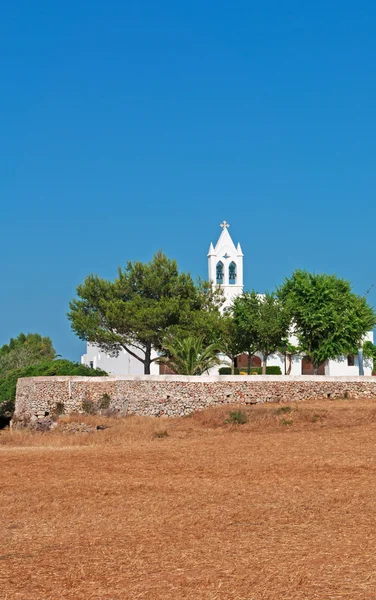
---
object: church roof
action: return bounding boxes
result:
[211,221,239,256]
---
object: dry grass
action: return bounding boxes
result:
[2,398,376,599]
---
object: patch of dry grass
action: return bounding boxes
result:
[2,398,376,599]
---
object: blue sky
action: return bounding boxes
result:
[1,0,376,360]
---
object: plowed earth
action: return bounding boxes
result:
[2,399,376,600]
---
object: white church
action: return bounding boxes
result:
[82,221,373,376]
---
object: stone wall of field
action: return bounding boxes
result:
[13,375,376,423]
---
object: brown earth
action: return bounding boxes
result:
[2,399,376,599]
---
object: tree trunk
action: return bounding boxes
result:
[313,363,318,375]
[231,356,235,375]
[247,353,251,375]
[262,355,267,375]
[286,354,292,376]
[144,344,152,375]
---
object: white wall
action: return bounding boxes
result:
[328,355,373,376]
[81,344,159,375]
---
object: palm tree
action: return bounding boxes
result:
[158,336,221,375]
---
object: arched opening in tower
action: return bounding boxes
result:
[216,261,224,284]
[229,261,237,284]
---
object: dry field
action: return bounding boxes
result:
[2,399,376,600]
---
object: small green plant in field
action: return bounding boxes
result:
[82,400,97,415]
[275,406,292,415]
[225,410,248,425]
[281,418,293,426]
[154,430,169,438]
[311,413,324,423]
[99,393,111,409]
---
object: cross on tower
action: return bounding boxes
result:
[220,220,229,230]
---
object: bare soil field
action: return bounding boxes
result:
[2,398,376,600]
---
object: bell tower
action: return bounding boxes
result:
[208,221,244,308]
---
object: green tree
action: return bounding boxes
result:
[158,336,221,375]
[231,292,289,375]
[231,292,260,374]
[218,315,244,375]
[255,293,290,374]
[278,270,376,374]
[0,333,55,378]
[68,251,223,374]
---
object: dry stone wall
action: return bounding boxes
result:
[14,375,376,423]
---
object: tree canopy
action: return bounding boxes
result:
[231,291,260,372]
[278,270,376,370]
[217,315,244,375]
[68,251,224,374]
[231,291,289,374]
[0,333,55,379]
[252,292,290,374]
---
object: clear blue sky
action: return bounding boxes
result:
[1,0,376,360]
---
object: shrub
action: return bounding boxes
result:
[154,430,169,438]
[82,400,97,415]
[219,366,282,375]
[99,393,111,409]
[225,410,248,425]
[311,413,323,423]
[281,418,293,426]
[0,359,107,417]
[262,366,282,375]
[275,406,292,415]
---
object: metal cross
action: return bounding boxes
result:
[220,220,230,229]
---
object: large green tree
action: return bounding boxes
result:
[278,270,376,373]
[231,292,289,374]
[218,315,244,375]
[254,292,291,374]
[0,333,55,378]
[68,251,223,374]
[231,292,260,373]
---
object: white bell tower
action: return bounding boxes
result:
[208,221,244,308]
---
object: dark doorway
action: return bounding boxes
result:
[236,354,262,369]
[301,357,326,375]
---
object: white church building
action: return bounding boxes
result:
[82,221,373,376]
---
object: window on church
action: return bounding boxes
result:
[229,261,236,284]
[216,261,224,284]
